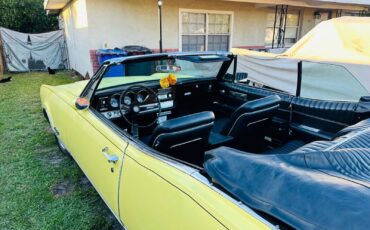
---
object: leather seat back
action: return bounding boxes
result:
[221,95,281,151]
[150,112,215,159]
[222,95,280,133]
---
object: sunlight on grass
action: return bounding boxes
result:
[0,72,121,229]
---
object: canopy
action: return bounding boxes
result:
[0,27,68,72]
[284,17,370,65]
[232,17,370,98]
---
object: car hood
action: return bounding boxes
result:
[54,80,89,97]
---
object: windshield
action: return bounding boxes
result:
[97,56,226,90]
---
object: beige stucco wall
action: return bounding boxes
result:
[60,0,334,75]
[300,8,318,38]
[86,0,269,50]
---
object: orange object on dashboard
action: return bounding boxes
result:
[167,74,177,85]
[160,74,177,89]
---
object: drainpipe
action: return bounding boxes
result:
[158,0,163,53]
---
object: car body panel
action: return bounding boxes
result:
[40,81,272,229]
[41,83,127,216]
[120,144,270,230]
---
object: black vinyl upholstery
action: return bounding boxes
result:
[263,140,305,155]
[150,111,215,163]
[204,118,370,230]
[218,81,363,136]
[216,95,281,151]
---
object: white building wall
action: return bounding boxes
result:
[60,0,343,76]
[61,0,92,76]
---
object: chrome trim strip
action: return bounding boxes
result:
[170,137,202,149]
[227,105,278,136]
[152,123,213,148]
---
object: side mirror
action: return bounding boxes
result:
[75,97,90,110]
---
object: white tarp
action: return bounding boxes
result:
[233,17,370,101]
[0,27,68,72]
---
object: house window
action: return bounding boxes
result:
[265,9,301,47]
[180,10,232,52]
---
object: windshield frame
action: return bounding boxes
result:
[80,52,234,101]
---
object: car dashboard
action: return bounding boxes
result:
[92,79,215,127]
[94,86,176,121]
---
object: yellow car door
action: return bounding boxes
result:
[66,108,127,217]
[119,144,270,230]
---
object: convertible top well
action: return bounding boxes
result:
[204,118,370,229]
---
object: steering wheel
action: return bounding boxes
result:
[119,85,161,129]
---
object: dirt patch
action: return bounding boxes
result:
[37,146,59,154]
[48,155,63,166]
[38,147,64,167]
[50,180,74,198]
[79,176,92,190]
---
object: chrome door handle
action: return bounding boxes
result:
[102,147,119,163]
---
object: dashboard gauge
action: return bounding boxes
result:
[137,91,149,103]
[124,96,132,105]
[110,97,119,108]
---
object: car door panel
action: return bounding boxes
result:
[65,108,127,216]
[290,97,361,140]
[119,145,270,230]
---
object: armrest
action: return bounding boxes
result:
[290,123,333,141]
[208,132,234,147]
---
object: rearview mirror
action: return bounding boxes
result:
[156,65,181,73]
[75,97,90,110]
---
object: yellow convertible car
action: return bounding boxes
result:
[41,52,370,230]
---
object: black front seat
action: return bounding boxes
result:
[149,111,215,164]
[216,95,281,151]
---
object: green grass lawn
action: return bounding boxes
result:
[0,72,122,230]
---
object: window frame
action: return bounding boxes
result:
[179,8,234,52]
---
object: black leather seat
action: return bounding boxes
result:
[215,95,281,151]
[149,111,215,164]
